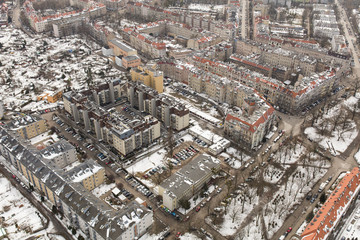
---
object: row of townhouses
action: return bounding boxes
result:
[158,51,340,115]
[126,1,236,40]
[23,0,106,33]
[0,117,153,240]
[312,4,340,39]
[120,19,223,59]
[301,167,360,240]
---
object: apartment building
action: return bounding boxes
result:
[99,0,123,10]
[130,63,164,93]
[52,17,84,38]
[121,19,224,58]
[7,114,47,139]
[128,84,190,131]
[63,81,162,156]
[65,159,105,191]
[40,140,77,169]
[331,35,349,56]
[301,167,360,240]
[230,54,291,81]
[254,35,351,62]
[0,127,153,240]
[201,42,233,61]
[125,2,235,40]
[158,154,220,211]
[189,55,339,113]
[0,3,9,27]
[85,20,115,46]
[234,40,319,77]
[312,4,340,39]
[111,115,161,156]
[224,95,275,149]
[63,79,125,113]
[23,0,106,33]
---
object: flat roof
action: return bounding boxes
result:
[109,39,135,53]
[160,154,220,198]
[123,55,140,61]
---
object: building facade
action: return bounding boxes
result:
[7,115,47,139]
[128,84,190,131]
[0,127,153,240]
[65,159,105,191]
[130,63,164,93]
[41,140,77,168]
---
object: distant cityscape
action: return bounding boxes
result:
[0,0,360,240]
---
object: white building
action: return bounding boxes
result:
[158,154,220,211]
[40,140,78,168]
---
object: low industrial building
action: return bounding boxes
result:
[37,89,63,103]
[122,55,141,69]
[108,38,137,57]
[158,154,220,211]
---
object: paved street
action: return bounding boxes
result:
[335,0,360,78]
[240,0,249,39]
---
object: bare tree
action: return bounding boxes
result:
[230,208,239,223]
[247,188,257,205]
[167,127,174,157]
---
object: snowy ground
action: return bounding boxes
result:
[126,146,167,175]
[187,3,226,12]
[305,123,357,154]
[272,143,305,165]
[260,165,327,239]
[139,229,168,240]
[304,96,359,155]
[140,229,200,240]
[208,138,330,239]
[0,176,46,239]
[91,183,116,198]
[225,147,251,169]
[0,25,124,113]
[355,148,360,165]
[263,164,285,184]
[178,185,216,215]
[212,188,259,236]
[179,233,201,239]
[22,222,66,240]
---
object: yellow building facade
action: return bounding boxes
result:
[130,64,164,93]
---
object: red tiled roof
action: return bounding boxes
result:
[301,167,360,240]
